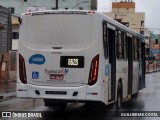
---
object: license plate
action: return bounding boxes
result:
[49,74,64,80]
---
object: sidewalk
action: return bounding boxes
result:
[0,80,16,101]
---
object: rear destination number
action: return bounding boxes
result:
[68,59,78,66]
[60,56,84,68]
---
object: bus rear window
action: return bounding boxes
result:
[26,15,92,46]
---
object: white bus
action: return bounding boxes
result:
[17,10,146,109]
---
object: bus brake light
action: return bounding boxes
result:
[19,54,27,84]
[88,11,96,14]
[88,54,99,86]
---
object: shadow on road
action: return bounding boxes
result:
[40,100,145,120]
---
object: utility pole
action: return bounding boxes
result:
[56,0,58,10]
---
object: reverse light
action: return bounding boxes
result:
[19,54,27,84]
[88,54,99,86]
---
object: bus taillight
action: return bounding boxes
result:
[19,54,27,84]
[88,11,96,14]
[88,54,99,86]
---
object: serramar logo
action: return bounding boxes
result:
[45,69,69,75]
[29,54,45,65]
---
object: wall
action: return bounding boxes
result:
[0,52,17,82]
[104,2,145,35]
[0,0,97,16]
[0,6,12,52]
[106,12,144,34]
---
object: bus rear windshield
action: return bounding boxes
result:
[26,15,92,46]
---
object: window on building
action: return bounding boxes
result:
[155,39,158,44]
[8,7,14,14]
[115,19,121,23]
[0,24,5,30]
[145,36,149,39]
[79,7,83,10]
[140,30,144,35]
[12,32,19,39]
[146,48,149,57]
[141,21,144,26]
[122,22,129,27]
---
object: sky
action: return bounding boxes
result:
[98,0,160,33]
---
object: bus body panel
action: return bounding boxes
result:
[18,13,101,87]
[17,82,103,101]
[132,61,139,94]
[116,60,128,99]
[17,11,105,102]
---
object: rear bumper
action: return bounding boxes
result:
[17,82,103,102]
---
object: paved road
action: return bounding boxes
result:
[0,72,160,120]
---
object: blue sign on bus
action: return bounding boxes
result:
[29,54,45,65]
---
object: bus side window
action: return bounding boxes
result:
[103,22,108,59]
[121,32,125,59]
[132,37,139,61]
[116,30,122,59]
[122,33,128,60]
[139,39,142,60]
[134,37,138,61]
[132,37,136,61]
[137,39,140,60]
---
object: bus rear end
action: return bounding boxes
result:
[17,10,103,106]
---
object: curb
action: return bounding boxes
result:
[0,93,16,102]
[146,70,160,74]
[0,80,16,83]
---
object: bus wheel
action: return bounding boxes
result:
[139,76,142,90]
[131,92,139,100]
[116,82,122,109]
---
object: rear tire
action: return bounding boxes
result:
[139,76,142,90]
[131,92,139,100]
[116,82,122,109]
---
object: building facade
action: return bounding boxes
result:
[11,15,19,50]
[0,0,97,16]
[0,0,97,50]
[105,1,145,35]
[0,6,12,52]
[149,33,160,59]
